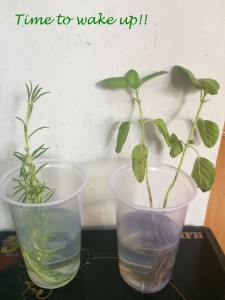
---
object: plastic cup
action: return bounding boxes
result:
[0,159,87,289]
[111,163,198,293]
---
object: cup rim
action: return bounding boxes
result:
[0,159,88,208]
[110,162,198,213]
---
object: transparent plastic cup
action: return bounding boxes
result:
[0,159,87,289]
[111,163,198,294]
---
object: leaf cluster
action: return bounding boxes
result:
[98,69,167,91]
[98,66,220,207]
[98,69,167,185]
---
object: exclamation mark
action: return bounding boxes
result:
[144,14,148,25]
[139,14,143,25]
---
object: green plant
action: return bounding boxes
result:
[97,66,220,208]
[12,82,55,203]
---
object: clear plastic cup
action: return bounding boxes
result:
[0,159,87,289]
[111,163,198,294]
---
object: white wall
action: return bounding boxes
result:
[0,0,225,229]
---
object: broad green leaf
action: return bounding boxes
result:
[140,71,168,86]
[169,133,183,158]
[132,144,148,183]
[153,119,171,146]
[191,157,215,192]
[115,121,130,153]
[97,77,129,89]
[175,66,201,90]
[125,69,140,89]
[197,119,219,148]
[199,78,220,95]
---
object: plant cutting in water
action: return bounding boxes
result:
[97,66,220,208]
[10,83,77,288]
[12,81,55,203]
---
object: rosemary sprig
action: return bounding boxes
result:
[12,82,55,203]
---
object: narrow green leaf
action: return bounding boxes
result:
[175,66,201,90]
[27,103,33,120]
[16,117,26,127]
[29,127,49,138]
[31,85,41,102]
[169,133,183,158]
[199,78,220,95]
[191,157,215,192]
[33,91,50,103]
[32,147,49,160]
[31,144,45,158]
[13,152,25,162]
[140,71,168,86]
[153,119,171,146]
[35,163,48,175]
[197,119,219,148]
[132,144,148,183]
[125,70,140,89]
[115,121,130,153]
[25,82,32,100]
[43,188,56,203]
[12,187,25,198]
[97,77,129,89]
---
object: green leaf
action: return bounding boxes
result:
[140,71,168,86]
[29,126,49,138]
[35,163,48,175]
[25,82,32,100]
[27,103,33,120]
[169,133,183,158]
[31,85,41,102]
[125,70,140,89]
[31,144,49,159]
[34,91,50,103]
[197,119,219,148]
[31,144,45,158]
[199,78,220,95]
[191,157,215,192]
[175,66,201,90]
[189,140,195,145]
[115,121,130,153]
[97,77,129,89]
[16,117,26,131]
[13,151,25,162]
[153,119,171,146]
[132,144,148,183]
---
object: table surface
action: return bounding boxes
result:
[0,226,225,300]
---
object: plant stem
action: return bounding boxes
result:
[24,101,42,203]
[134,89,153,207]
[163,91,207,207]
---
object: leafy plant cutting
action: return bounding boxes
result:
[98,66,220,208]
[12,81,55,203]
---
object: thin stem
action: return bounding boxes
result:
[24,101,42,203]
[163,91,207,208]
[134,89,153,207]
